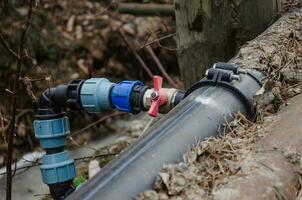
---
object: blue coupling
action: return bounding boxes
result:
[34,117,70,149]
[40,151,76,184]
[111,81,144,112]
[34,117,75,185]
[80,78,114,113]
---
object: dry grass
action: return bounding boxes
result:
[137,113,268,200]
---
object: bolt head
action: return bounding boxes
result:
[151,91,159,100]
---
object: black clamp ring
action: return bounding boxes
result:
[184,63,260,120]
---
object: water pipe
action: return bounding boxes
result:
[33,63,263,199]
[66,63,264,200]
[33,75,183,199]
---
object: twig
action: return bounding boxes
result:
[71,112,125,137]
[142,31,178,51]
[20,76,38,102]
[140,118,154,136]
[3,109,33,133]
[0,163,40,176]
[94,2,115,16]
[145,45,179,89]
[141,32,176,48]
[223,116,235,136]
[236,112,253,126]
[74,152,118,162]
[11,154,18,177]
[33,193,52,197]
[0,108,7,143]
[1,0,9,16]
[20,77,46,82]
[0,33,19,59]
[6,1,34,199]
[21,157,42,165]
[118,27,154,79]
[118,3,174,16]
[0,151,119,176]
[5,89,13,95]
[68,136,98,152]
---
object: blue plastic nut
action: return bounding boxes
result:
[40,151,76,184]
[111,81,144,112]
[34,117,70,149]
[80,78,114,113]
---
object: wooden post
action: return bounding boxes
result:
[175,0,281,87]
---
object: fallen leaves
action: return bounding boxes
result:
[136,114,266,199]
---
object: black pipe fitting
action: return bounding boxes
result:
[48,180,75,200]
[35,80,84,200]
[130,85,150,114]
[185,63,263,120]
[36,80,84,118]
[65,80,85,110]
[173,91,185,107]
[213,62,242,74]
[206,68,236,82]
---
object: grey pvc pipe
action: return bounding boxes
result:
[68,70,263,200]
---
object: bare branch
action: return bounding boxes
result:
[141,32,176,48]
[71,112,125,137]
[1,0,9,16]
[145,45,180,89]
[0,33,19,59]
[0,164,40,176]
[118,27,154,79]
[0,108,7,144]
[118,3,174,16]
[74,153,119,162]
[6,1,35,199]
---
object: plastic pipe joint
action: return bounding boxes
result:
[34,117,70,149]
[33,117,76,186]
[111,80,144,113]
[79,78,145,114]
[40,151,76,184]
[80,78,114,113]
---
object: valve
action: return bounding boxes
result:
[148,76,168,117]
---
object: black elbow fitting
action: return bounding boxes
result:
[36,80,84,118]
[36,86,67,119]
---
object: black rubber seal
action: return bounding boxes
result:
[130,85,149,114]
[45,147,65,155]
[173,91,185,107]
[67,79,85,110]
[35,112,65,120]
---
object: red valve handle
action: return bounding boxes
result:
[148,76,168,117]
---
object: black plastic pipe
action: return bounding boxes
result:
[68,69,264,200]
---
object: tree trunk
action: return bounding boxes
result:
[175,0,281,87]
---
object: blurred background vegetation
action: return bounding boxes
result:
[0,0,179,166]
